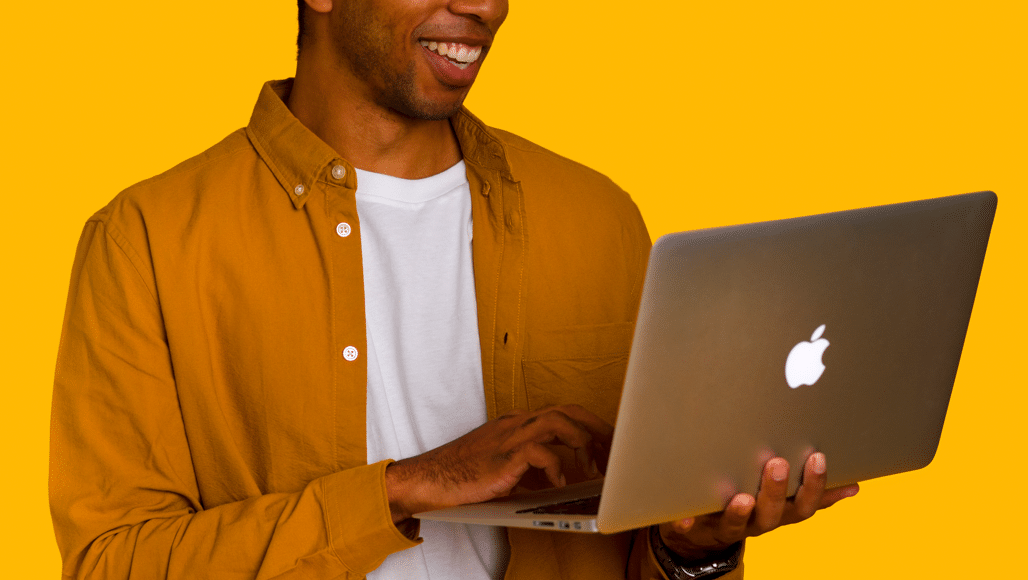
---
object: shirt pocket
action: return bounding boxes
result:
[521,322,634,426]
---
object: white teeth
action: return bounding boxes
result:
[419,40,483,65]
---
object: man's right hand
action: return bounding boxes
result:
[384,405,613,524]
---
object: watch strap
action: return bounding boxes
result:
[648,525,742,580]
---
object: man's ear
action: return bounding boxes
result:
[304,0,333,14]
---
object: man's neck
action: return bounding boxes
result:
[287,65,462,180]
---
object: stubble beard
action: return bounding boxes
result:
[374,59,466,121]
[339,11,467,121]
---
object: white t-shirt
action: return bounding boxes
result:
[357,161,509,580]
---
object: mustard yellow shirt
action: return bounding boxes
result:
[51,79,741,580]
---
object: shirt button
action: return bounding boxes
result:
[294,184,305,196]
[343,346,359,361]
[336,222,352,237]
[331,165,347,180]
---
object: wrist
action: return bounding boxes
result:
[385,460,419,524]
[648,525,741,579]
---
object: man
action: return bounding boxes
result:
[50,0,857,578]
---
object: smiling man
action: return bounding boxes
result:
[50,1,855,579]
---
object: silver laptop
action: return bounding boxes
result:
[416,191,997,534]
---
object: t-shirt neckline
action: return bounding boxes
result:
[354,160,467,204]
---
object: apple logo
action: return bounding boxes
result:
[785,324,830,388]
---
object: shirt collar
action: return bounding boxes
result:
[245,79,514,209]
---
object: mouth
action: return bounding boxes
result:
[418,40,484,70]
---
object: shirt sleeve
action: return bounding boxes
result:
[50,219,419,579]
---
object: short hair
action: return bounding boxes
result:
[297,0,307,51]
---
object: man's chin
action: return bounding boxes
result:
[385,89,468,121]
[397,102,465,121]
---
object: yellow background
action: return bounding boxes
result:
[2,0,1025,577]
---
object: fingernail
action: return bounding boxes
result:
[771,461,788,482]
[812,453,826,475]
[559,474,567,487]
[734,494,754,508]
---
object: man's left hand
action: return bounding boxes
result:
[659,453,859,561]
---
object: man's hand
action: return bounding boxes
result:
[385,405,613,524]
[658,453,859,561]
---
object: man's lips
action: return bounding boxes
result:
[418,40,484,70]
[417,38,488,88]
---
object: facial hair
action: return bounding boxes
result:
[332,5,466,121]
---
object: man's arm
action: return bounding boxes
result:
[50,220,418,579]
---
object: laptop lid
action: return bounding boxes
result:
[596,191,996,532]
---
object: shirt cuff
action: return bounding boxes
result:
[320,459,422,575]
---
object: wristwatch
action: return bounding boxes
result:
[648,525,742,580]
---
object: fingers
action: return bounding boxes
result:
[820,483,859,508]
[659,494,754,560]
[510,441,566,488]
[791,452,828,521]
[509,407,604,475]
[752,458,789,532]
[655,453,859,561]
[787,454,860,523]
[513,408,592,445]
[718,494,756,539]
[484,406,616,495]
[555,404,615,445]
[560,405,614,475]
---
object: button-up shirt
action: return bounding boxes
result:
[51,79,740,579]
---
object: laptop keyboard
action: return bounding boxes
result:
[515,494,602,516]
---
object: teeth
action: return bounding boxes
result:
[419,40,483,65]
